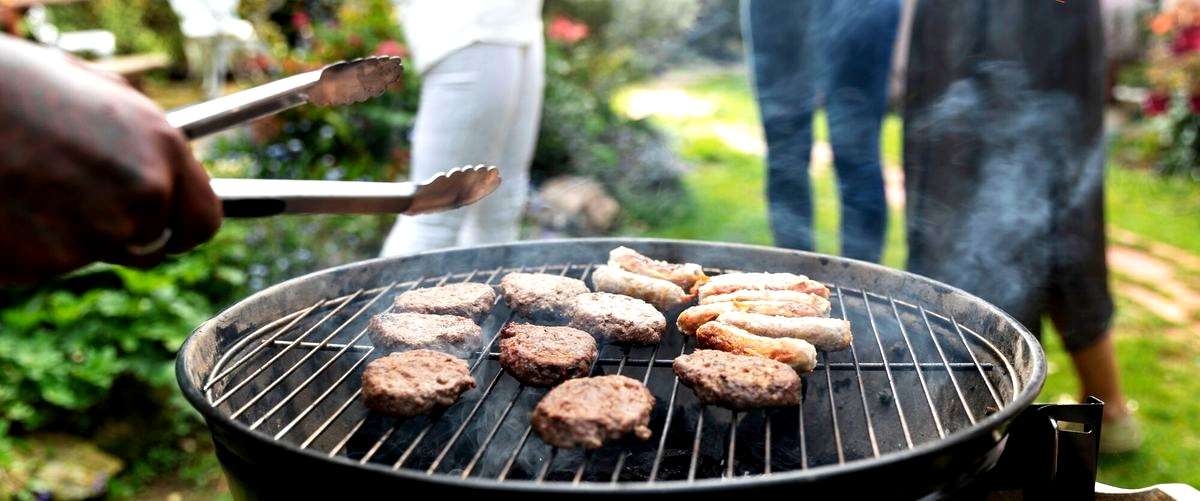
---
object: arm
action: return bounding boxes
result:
[0,35,222,285]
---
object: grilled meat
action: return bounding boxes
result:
[368,312,483,356]
[499,272,590,321]
[698,272,829,300]
[695,321,817,372]
[361,349,475,417]
[568,292,666,345]
[716,311,852,351]
[392,282,497,324]
[531,375,655,449]
[591,264,692,311]
[499,323,597,387]
[607,246,708,291]
[677,300,829,335]
[700,289,831,313]
[673,349,801,410]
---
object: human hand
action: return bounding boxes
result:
[0,36,222,285]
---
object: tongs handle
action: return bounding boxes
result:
[211,178,418,217]
[166,72,320,140]
[166,56,404,140]
[210,165,501,218]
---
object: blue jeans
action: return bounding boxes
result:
[742,0,899,262]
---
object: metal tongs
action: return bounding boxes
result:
[165,56,500,218]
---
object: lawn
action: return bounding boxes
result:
[614,68,1200,488]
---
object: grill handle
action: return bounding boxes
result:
[212,165,500,217]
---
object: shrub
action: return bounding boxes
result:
[1144,3,1200,179]
[0,226,251,464]
[534,1,699,228]
[43,0,185,62]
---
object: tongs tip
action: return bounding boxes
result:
[406,164,502,215]
[308,56,405,107]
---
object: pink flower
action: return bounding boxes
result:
[548,15,589,44]
[1144,92,1171,116]
[373,40,407,57]
[1170,26,1200,54]
[291,11,311,30]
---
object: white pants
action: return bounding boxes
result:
[381,41,544,257]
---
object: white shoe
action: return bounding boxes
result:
[1100,413,1143,455]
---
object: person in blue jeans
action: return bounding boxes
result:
[741,0,900,262]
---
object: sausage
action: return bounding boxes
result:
[608,246,708,291]
[591,264,692,310]
[695,321,818,373]
[698,272,829,300]
[716,311,852,351]
[699,289,831,314]
[676,300,829,335]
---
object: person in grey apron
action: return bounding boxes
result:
[902,0,1139,452]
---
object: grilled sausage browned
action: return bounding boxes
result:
[607,246,708,291]
[716,311,852,351]
[695,321,817,372]
[698,272,829,300]
[699,289,831,313]
[676,300,829,335]
[591,264,692,311]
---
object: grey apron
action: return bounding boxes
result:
[902,0,1112,349]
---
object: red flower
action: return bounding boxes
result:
[1190,94,1200,114]
[1144,92,1171,116]
[548,15,589,44]
[291,11,311,30]
[373,40,407,57]
[1170,25,1200,54]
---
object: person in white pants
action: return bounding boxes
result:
[381,0,545,256]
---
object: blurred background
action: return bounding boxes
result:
[0,0,1197,498]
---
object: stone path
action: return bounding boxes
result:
[1108,229,1200,329]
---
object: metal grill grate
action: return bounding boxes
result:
[201,262,1019,483]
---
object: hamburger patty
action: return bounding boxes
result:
[568,292,666,345]
[361,350,476,417]
[499,272,590,321]
[531,375,655,449]
[392,282,497,324]
[367,312,483,356]
[499,323,597,387]
[673,349,801,410]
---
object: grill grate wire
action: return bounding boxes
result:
[201,263,1018,484]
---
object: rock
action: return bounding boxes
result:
[15,434,123,500]
[533,176,621,235]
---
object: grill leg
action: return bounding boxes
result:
[211,438,261,501]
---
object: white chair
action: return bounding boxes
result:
[24,5,116,58]
[169,0,257,98]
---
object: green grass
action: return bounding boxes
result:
[1106,166,1200,254]
[616,68,1200,488]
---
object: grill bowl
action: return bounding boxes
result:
[177,238,1045,498]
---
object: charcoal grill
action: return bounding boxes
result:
[178,238,1101,498]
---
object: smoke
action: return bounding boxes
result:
[905,58,1106,323]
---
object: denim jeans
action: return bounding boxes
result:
[742,0,899,262]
